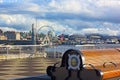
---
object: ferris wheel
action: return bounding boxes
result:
[37,25,56,46]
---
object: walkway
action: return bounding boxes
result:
[0,57,60,80]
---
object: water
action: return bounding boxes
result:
[45,44,120,54]
[45,45,78,54]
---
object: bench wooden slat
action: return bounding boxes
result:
[80,49,120,79]
[103,70,120,79]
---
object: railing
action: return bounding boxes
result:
[0,45,47,60]
[0,44,120,60]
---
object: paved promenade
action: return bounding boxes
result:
[0,57,60,80]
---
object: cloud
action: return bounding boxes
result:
[35,20,77,35]
[0,0,3,3]
[0,0,120,36]
[0,0,120,23]
[81,28,120,36]
[0,26,18,32]
[97,0,120,7]
[48,0,83,13]
[0,14,35,31]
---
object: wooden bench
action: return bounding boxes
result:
[81,49,120,79]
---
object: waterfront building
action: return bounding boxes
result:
[0,35,7,40]
[0,29,7,40]
[4,31,20,40]
[0,29,3,35]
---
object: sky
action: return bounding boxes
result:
[0,0,120,36]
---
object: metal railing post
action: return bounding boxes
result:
[6,47,9,60]
[54,46,56,58]
[19,47,21,58]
